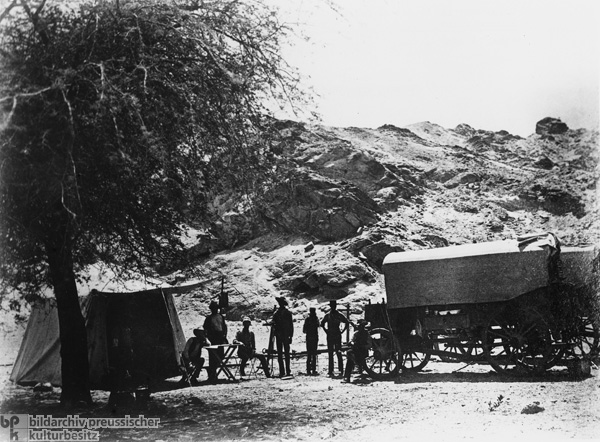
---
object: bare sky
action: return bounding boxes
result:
[275,0,599,136]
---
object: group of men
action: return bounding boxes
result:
[180,296,373,385]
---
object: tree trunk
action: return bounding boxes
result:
[45,236,92,407]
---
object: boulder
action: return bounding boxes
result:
[361,241,405,271]
[276,246,370,293]
[533,156,555,170]
[536,117,569,135]
[444,172,482,189]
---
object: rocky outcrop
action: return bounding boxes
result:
[274,245,374,298]
[196,119,597,257]
[339,229,406,271]
[518,183,586,218]
[276,126,426,203]
[405,121,466,146]
[453,123,477,138]
[536,117,569,135]
[169,116,599,325]
[261,169,380,241]
[443,172,482,189]
[377,124,426,143]
[464,130,522,152]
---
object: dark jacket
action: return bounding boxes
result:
[235,328,256,359]
[182,336,207,363]
[303,314,320,341]
[272,307,294,339]
[320,310,349,337]
[351,328,372,353]
[203,313,227,344]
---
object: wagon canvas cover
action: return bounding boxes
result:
[382,237,596,309]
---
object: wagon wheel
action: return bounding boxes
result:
[401,335,432,371]
[434,339,457,362]
[482,308,558,375]
[442,340,484,362]
[438,332,484,362]
[364,328,400,379]
[563,315,600,360]
[456,338,484,360]
[401,335,434,371]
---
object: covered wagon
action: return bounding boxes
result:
[362,234,599,377]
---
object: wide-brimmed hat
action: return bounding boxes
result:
[356,319,370,327]
[193,328,205,337]
[276,296,288,306]
[242,316,251,324]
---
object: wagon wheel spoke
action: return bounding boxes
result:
[564,316,600,359]
[483,308,557,375]
[364,328,400,380]
[401,337,432,372]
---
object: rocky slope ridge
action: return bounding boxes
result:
[170,117,599,327]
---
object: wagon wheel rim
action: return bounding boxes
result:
[400,333,432,371]
[364,328,400,379]
[438,332,484,362]
[482,316,515,373]
[365,353,399,375]
[564,315,600,359]
[483,309,557,375]
[401,349,431,371]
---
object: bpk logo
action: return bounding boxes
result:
[0,415,28,441]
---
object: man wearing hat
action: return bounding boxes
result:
[303,307,320,375]
[343,319,372,383]
[234,317,271,377]
[271,296,294,377]
[320,299,349,376]
[203,300,228,382]
[179,328,209,386]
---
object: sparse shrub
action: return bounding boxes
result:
[487,394,504,412]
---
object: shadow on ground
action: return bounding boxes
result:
[0,379,326,441]
[393,368,589,384]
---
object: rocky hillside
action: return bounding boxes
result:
[169,117,599,328]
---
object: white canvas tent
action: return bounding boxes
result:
[10,287,188,390]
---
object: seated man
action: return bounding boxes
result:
[234,317,271,377]
[179,328,209,386]
[343,319,372,383]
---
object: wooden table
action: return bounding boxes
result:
[204,344,240,381]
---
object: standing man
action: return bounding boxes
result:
[272,296,294,377]
[321,300,349,376]
[343,319,372,383]
[234,317,271,377]
[203,300,228,382]
[303,307,320,375]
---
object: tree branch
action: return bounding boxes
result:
[20,0,49,44]
[0,0,18,23]
[0,87,53,130]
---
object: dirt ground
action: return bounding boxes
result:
[1,320,600,442]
